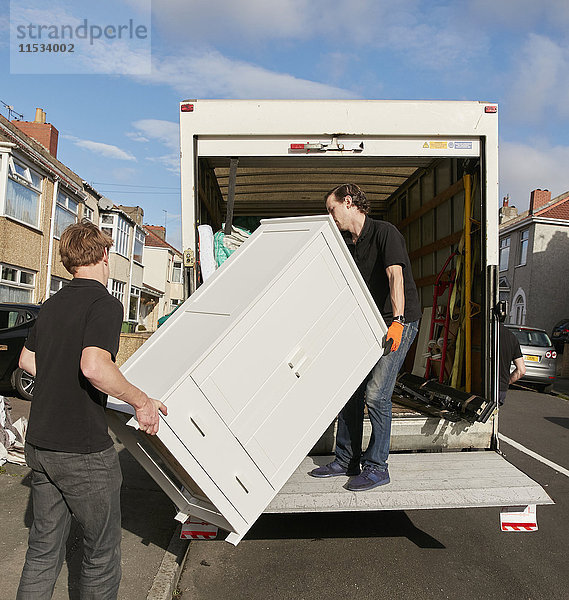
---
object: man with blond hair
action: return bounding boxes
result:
[17,220,167,600]
[310,184,421,491]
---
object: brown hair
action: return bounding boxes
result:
[325,183,370,214]
[59,220,113,274]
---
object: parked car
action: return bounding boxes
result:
[505,324,557,393]
[551,318,569,353]
[0,303,40,400]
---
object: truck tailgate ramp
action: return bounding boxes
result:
[267,453,554,513]
[107,216,388,544]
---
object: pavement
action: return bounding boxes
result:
[0,395,188,600]
[552,375,569,398]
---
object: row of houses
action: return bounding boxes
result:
[499,188,569,334]
[0,108,185,332]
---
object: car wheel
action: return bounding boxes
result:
[11,367,35,401]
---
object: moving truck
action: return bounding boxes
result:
[108,100,552,544]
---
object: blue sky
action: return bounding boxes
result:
[2,0,569,249]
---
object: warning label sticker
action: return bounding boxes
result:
[423,141,474,150]
[428,141,448,149]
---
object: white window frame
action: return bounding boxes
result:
[100,212,132,258]
[4,156,42,228]
[133,227,145,265]
[514,294,526,325]
[0,263,36,302]
[54,190,79,239]
[83,204,94,222]
[172,258,183,283]
[499,236,510,272]
[170,298,183,311]
[109,278,126,305]
[129,286,141,322]
[518,229,529,266]
[49,276,69,297]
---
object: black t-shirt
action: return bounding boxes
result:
[344,216,422,323]
[25,278,124,453]
[499,322,523,392]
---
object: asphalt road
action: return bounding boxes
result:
[176,388,569,600]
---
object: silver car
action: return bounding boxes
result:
[505,325,557,393]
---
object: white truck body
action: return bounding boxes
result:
[108,100,551,545]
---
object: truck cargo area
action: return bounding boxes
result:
[195,152,493,449]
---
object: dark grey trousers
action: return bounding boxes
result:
[17,442,123,600]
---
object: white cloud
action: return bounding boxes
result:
[500,140,569,211]
[146,154,180,174]
[131,119,179,150]
[64,135,137,161]
[152,0,487,71]
[129,119,180,173]
[153,0,309,43]
[507,34,569,123]
[137,50,357,99]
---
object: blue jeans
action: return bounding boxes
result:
[17,443,123,600]
[335,320,419,472]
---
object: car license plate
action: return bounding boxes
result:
[524,355,540,362]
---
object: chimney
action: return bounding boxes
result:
[499,196,518,224]
[146,225,166,241]
[12,107,59,157]
[529,189,551,214]
[118,205,144,226]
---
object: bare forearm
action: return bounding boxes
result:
[387,266,405,317]
[19,347,36,376]
[83,356,147,410]
[509,358,526,384]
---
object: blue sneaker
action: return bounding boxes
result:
[346,465,390,491]
[309,460,360,478]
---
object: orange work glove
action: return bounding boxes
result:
[386,321,404,352]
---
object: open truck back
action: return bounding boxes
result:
[107,100,552,544]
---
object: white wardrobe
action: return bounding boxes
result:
[107,215,387,544]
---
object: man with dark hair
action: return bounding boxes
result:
[499,321,525,405]
[17,221,167,599]
[309,184,421,491]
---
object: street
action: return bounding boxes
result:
[176,388,569,600]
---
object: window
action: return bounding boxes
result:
[99,213,131,257]
[54,191,79,238]
[83,205,94,222]
[0,263,35,302]
[518,229,529,266]
[109,279,125,305]
[172,259,182,283]
[499,237,510,271]
[133,228,145,264]
[129,286,141,321]
[50,276,69,296]
[116,215,130,257]
[171,298,183,311]
[0,307,35,329]
[509,328,552,348]
[5,157,42,227]
[513,294,525,325]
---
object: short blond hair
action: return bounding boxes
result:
[59,220,113,274]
